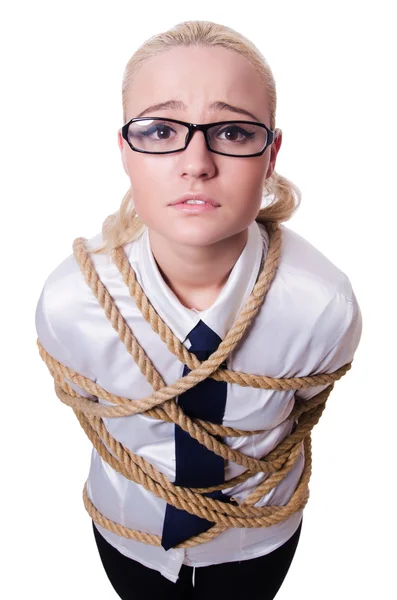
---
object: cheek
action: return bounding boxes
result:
[126,156,155,183]
[124,157,174,222]
[231,163,267,196]
[229,165,267,219]
[125,156,170,200]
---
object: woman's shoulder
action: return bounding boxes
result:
[39,232,110,309]
[275,223,355,300]
[257,222,360,348]
[35,230,139,371]
[40,230,139,304]
[253,223,362,377]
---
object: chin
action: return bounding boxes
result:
[164,228,224,245]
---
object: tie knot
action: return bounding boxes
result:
[187,320,221,360]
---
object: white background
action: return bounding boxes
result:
[1,0,396,598]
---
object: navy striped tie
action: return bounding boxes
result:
[161,319,234,550]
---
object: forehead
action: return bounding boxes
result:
[126,46,269,122]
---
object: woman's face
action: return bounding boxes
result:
[118,45,282,248]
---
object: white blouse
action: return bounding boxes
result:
[35,220,362,583]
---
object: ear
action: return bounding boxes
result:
[118,129,128,175]
[265,128,282,179]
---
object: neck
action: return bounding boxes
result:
[148,228,249,310]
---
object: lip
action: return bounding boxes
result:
[171,202,218,214]
[169,193,221,207]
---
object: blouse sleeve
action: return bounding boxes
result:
[35,283,98,401]
[295,287,363,401]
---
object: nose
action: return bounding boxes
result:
[179,128,216,179]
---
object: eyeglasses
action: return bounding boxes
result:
[121,117,274,158]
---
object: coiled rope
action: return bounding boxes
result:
[37,222,351,549]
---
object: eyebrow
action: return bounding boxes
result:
[135,100,260,122]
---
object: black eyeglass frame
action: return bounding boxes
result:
[121,117,275,158]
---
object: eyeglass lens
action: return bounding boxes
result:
[127,119,268,155]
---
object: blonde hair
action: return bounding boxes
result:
[89,20,301,255]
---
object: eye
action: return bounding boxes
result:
[140,123,176,140]
[216,125,255,142]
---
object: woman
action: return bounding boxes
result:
[35,20,362,599]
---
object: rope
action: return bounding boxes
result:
[36,222,352,548]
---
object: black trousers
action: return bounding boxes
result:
[93,517,302,599]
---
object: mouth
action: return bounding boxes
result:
[170,202,219,214]
[169,193,220,208]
